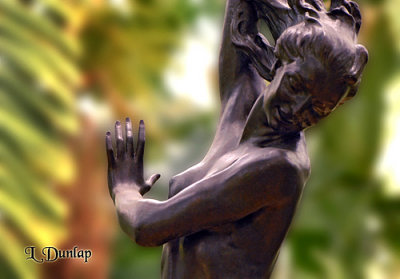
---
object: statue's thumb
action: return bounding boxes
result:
[147,174,161,186]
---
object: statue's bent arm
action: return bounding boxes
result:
[114,152,303,247]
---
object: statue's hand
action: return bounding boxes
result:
[106,118,160,200]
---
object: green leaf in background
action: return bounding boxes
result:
[0,0,81,278]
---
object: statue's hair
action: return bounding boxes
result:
[253,0,363,40]
[246,0,368,98]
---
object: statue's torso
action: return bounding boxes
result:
[161,142,308,279]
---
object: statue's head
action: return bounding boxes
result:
[255,0,368,133]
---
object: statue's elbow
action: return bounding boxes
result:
[133,224,163,247]
[116,210,150,246]
[116,203,164,247]
[127,215,162,247]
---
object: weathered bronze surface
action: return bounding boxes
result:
[105,0,368,278]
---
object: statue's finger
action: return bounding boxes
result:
[125,117,134,158]
[105,132,115,167]
[135,120,145,170]
[115,120,125,160]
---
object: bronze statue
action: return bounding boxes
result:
[105,0,368,278]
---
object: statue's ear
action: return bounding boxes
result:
[345,45,368,86]
[341,45,368,101]
[348,45,368,80]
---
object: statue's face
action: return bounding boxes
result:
[264,55,350,133]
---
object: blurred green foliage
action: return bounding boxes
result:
[1,0,400,278]
[0,0,80,278]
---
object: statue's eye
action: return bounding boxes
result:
[287,74,302,91]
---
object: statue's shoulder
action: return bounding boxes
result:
[244,142,310,184]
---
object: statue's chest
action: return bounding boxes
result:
[169,149,243,196]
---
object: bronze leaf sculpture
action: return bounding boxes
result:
[105,0,368,278]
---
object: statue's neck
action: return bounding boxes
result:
[240,94,299,146]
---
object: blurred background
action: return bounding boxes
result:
[0,0,399,278]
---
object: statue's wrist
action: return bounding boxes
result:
[112,183,142,200]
